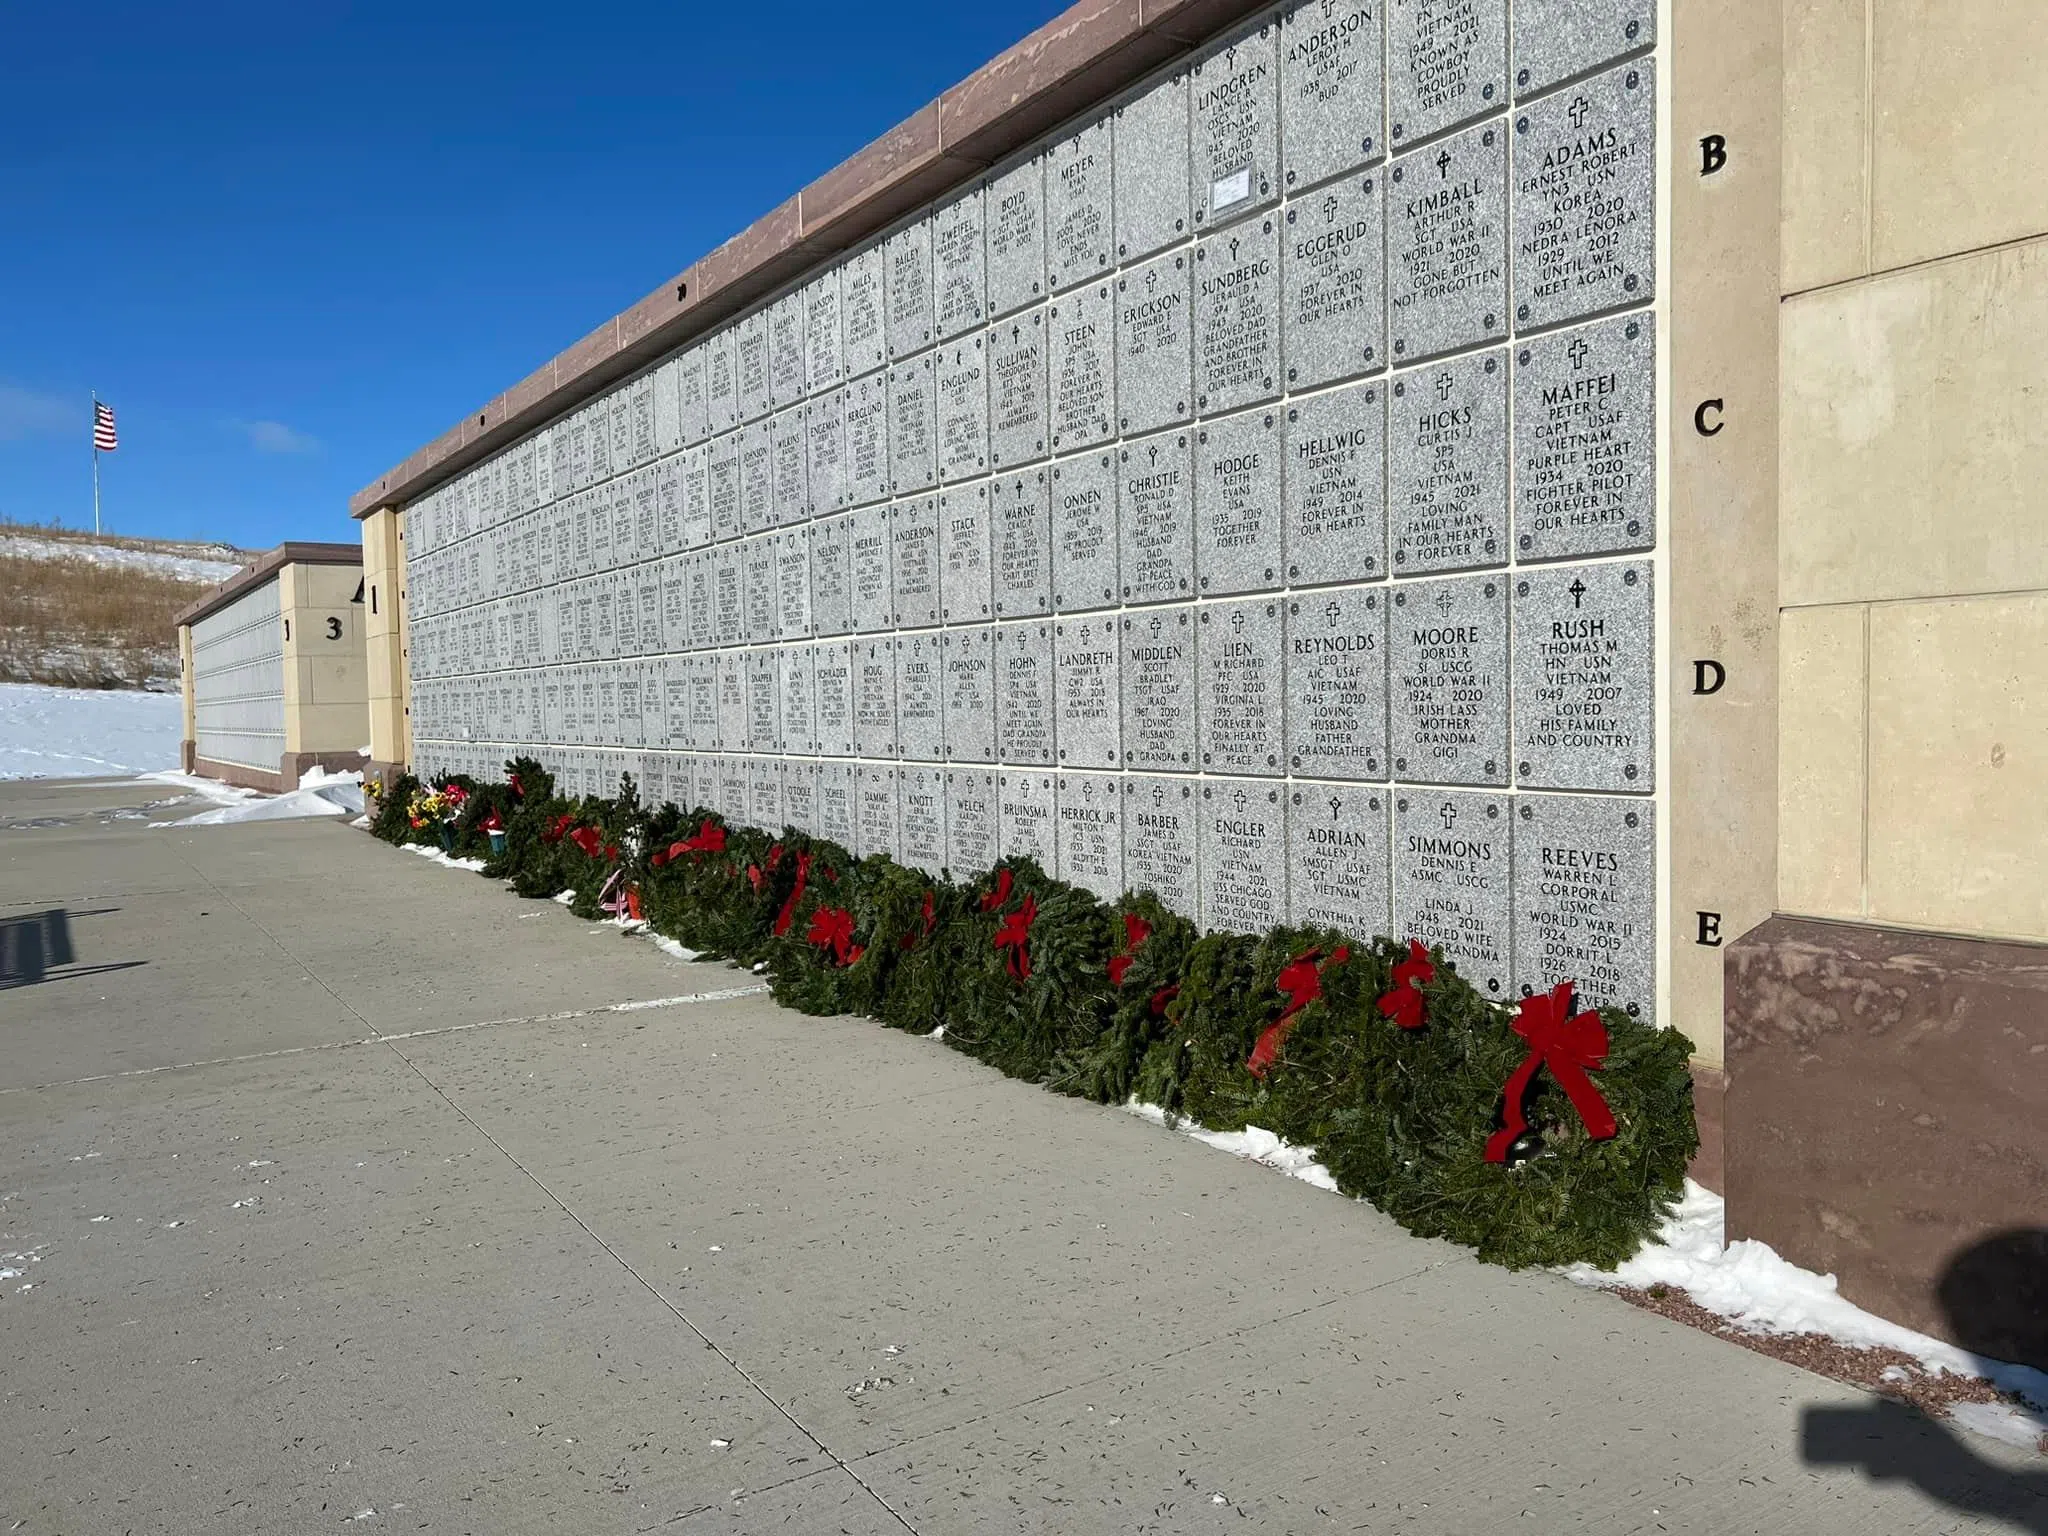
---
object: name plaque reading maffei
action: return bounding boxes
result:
[402,0,1680,1031]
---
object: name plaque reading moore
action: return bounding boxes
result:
[408,0,1664,1025]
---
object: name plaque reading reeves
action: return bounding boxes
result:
[986,156,1046,319]
[1388,116,1506,363]
[1279,0,1384,192]
[942,624,997,762]
[891,495,943,629]
[947,768,999,875]
[1199,597,1285,774]
[1194,216,1281,414]
[1390,0,1506,147]
[1046,121,1113,293]
[1512,560,1653,792]
[1283,171,1385,392]
[1000,770,1056,866]
[1051,451,1118,611]
[933,188,988,342]
[1514,312,1654,560]
[1119,430,1195,602]
[1286,586,1386,778]
[1050,283,1116,451]
[1121,776,1199,914]
[1513,60,1655,332]
[1114,71,1191,265]
[1121,606,1197,770]
[1192,23,1280,227]
[1054,772,1122,899]
[997,620,1056,766]
[1288,781,1391,935]
[989,309,1050,468]
[939,483,993,623]
[1055,615,1121,768]
[1390,349,1508,573]
[1201,778,1287,934]
[1390,572,1506,785]
[900,765,949,874]
[1116,251,1193,438]
[1394,787,1510,996]
[1196,408,1282,595]
[936,335,990,483]
[1513,790,1654,1021]
[992,470,1053,617]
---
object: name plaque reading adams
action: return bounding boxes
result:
[1283,171,1385,392]
[1050,283,1115,451]
[1388,118,1506,363]
[1122,776,1199,916]
[1119,430,1195,604]
[1054,615,1120,768]
[1194,217,1281,414]
[1121,606,1197,770]
[1288,781,1391,936]
[1389,572,1506,785]
[1198,597,1284,774]
[1393,787,1510,996]
[1389,0,1506,147]
[898,631,945,761]
[1286,586,1387,779]
[1191,23,1279,228]
[1285,378,1386,586]
[999,770,1056,866]
[1512,560,1653,793]
[1512,791,1653,1020]
[942,624,997,762]
[1512,61,1655,331]
[939,482,993,623]
[988,308,1050,469]
[985,156,1045,319]
[1389,349,1508,573]
[1279,0,1384,192]
[1116,251,1193,438]
[936,334,990,483]
[1200,778,1287,934]
[1114,71,1191,264]
[1046,121,1113,293]
[1195,407,1282,596]
[1056,772,1124,900]
[997,620,1056,766]
[900,765,948,875]
[947,768,999,876]
[1051,450,1118,611]
[1513,313,1653,560]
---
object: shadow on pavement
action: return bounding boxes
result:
[0,908,145,991]
[1801,1229,2048,1533]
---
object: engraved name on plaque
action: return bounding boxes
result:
[889,354,938,495]
[1054,615,1120,768]
[997,620,1056,766]
[1056,772,1124,900]
[988,308,1049,468]
[1198,597,1284,774]
[1118,429,1195,603]
[1190,23,1280,227]
[900,765,948,874]
[1288,782,1390,936]
[1051,450,1118,611]
[1280,0,1385,191]
[939,481,993,623]
[1116,251,1193,438]
[1393,787,1510,996]
[1195,407,1282,595]
[1200,778,1286,933]
[1513,313,1653,560]
[936,333,989,483]
[1286,586,1387,778]
[1512,791,1654,1020]
[1122,776,1199,915]
[1512,61,1655,331]
[891,494,943,629]
[1512,560,1653,792]
[999,771,1057,867]
[1050,282,1115,451]
[1285,378,1385,586]
[1045,121,1113,293]
[986,155,1046,319]
[1193,216,1281,414]
[1389,0,1506,148]
[1389,349,1508,573]
[898,631,946,762]
[1283,171,1384,392]
[947,768,999,876]
[1389,572,1507,785]
[1121,606,1197,770]
[992,469,1053,618]
[1387,118,1507,363]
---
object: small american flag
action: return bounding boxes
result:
[93,400,119,451]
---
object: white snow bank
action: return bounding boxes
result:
[0,533,242,584]
[147,767,365,826]
[403,842,487,871]
[1122,1101,1341,1193]
[0,682,182,779]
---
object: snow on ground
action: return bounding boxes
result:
[141,767,364,826]
[0,682,183,779]
[0,533,243,585]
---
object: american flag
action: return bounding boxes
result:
[93,400,118,451]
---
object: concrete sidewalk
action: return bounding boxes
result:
[1,776,2039,1535]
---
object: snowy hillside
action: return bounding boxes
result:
[0,681,184,779]
[0,532,243,584]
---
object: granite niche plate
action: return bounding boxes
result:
[932,187,988,342]
[1197,596,1285,774]
[992,470,1053,618]
[1045,121,1114,293]
[1511,560,1653,792]
[1115,250,1194,438]
[885,220,934,361]
[891,494,943,629]
[1199,778,1287,934]
[938,482,993,624]
[1389,0,1506,148]
[1511,791,1654,1020]
[1288,781,1391,935]
[1121,776,1199,917]
[1513,312,1654,560]
[1120,605,1197,770]
[942,623,997,763]
[1512,60,1655,330]
[1279,0,1385,191]
[1388,349,1509,574]
[889,355,939,495]
[998,770,1056,866]
[985,155,1046,319]
[1114,69,1191,264]
[1049,282,1116,451]
[1387,118,1507,364]
[1190,22,1280,229]
[935,334,990,483]
[1513,0,1653,98]
[1195,407,1282,596]
[1286,586,1387,779]
[996,619,1056,766]
[946,768,999,877]
[988,307,1050,468]
[1193,216,1281,414]
[1387,572,1507,785]
[1285,378,1386,586]
[1118,430,1195,604]
[899,764,949,875]
[1050,450,1119,611]
[897,630,946,762]
[1283,171,1385,392]
[1053,614,1120,768]
[1392,786,1511,997]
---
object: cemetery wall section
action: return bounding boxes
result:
[380,0,1671,1041]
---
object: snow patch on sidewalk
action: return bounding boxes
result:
[146,767,364,826]
[1123,1101,1341,1193]
[0,683,182,779]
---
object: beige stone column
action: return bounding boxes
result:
[361,507,411,779]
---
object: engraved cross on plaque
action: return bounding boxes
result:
[1568,96,1591,128]
[1568,577,1588,608]
[1232,788,1249,813]
[1435,149,1452,179]
[1440,802,1458,831]
[1568,337,1591,370]
[1434,590,1454,617]
[1435,371,1454,401]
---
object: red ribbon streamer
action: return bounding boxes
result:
[980,867,1014,913]
[1483,982,1618,1163]
[1376,940,1437,1030]
[507,773,524,799]
[745,863,765,893]
[568,825,604,859]
[1148,983,1180,1017]
[1107,910,1152,987]
[774,851,812,937]
[481,809,503,833]
[542,813,575,845]
[807,905,862,967]
[900,889,937,951]
[993,894,1037,982]
[1246,945,1350,1079]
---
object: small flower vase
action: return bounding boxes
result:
[437,824,455,853]
[487,829,508,856]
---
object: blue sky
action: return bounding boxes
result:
[0,1,1065,550]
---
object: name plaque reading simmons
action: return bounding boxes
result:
[1394,786,1510,996]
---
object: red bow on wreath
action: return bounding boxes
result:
[443,783,469,808]
[1376,940,1437,1030]
[773,851,812,937]
[1483,982,1618,1163]
[807,904,863,967]
[653,818,727,866]
[980,867,1014,913]
[480,809,503,833]
[568,824,604,859]
[1106,911,1152,987]
[993,894,1038,982]
[542,812,575,844]
[1246,945,1350,1079]
[900,889,938,950]
[507,773,524,798]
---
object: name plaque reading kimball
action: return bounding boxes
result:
[900,764,949,874]
[1119,430,1195,603]
[1288,781,1391,936]
[1387,117,1507,363]
[1389,572,1507,785]
[1056,771,1124,899]
[1389,0,1506,148]
[1051,451,1118,611]
[1512,790,1654,1021]
[1279,0,1385,192]
[1389,349,1508,573]
[999,770,1056,866]
[942,626,999,765]
[1513,312,1654,560]
[1512,560,1653,792]
[946,768,999,877]
[1121,606,1197,770]
[1198,596,1284,774]
[1122,775,1199,916]
[1394,786,1510,996]
[1054,615,1121,768]
[1200,777,1287,934]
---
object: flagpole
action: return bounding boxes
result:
[91,391,102,536]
